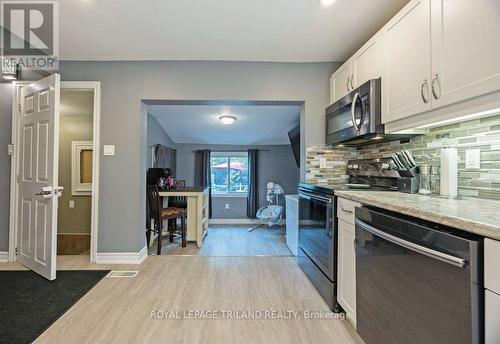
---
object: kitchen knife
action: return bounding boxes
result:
[404,150,417,168]
[397,152,411,170]
[392,154,405,170]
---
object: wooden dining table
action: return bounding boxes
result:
[158,186,210,247]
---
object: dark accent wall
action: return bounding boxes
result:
[0,84,13,252]
[175,143,299,219]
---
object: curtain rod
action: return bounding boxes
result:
[191,149,269,153]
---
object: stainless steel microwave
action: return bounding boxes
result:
[325,78,412,146]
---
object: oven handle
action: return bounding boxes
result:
[298,191,333,204]
[354,219,466,268]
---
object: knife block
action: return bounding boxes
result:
[397,166,420,194]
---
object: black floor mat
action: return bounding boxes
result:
[0,270,109,344]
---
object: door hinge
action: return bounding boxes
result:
[18,104,21,112]
[15,247,19,255]
[17,174,20,183]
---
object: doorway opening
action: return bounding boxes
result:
[143,99,303,256]
[56,89,94,257]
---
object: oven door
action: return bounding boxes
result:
[298,190,336,280]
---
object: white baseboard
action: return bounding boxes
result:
[95,246,147,264]
[0,251,8,262]
[209,218,285,225]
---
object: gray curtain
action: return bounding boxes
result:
[247,149,259,218]
[153,145,177,177]
[194,149,212,218]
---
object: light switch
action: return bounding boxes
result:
[69,200,75,209]
[319,158,327,169]
[103,145,115,156]
[465,149,481,169]
[7,144,14,156]
[225,203,230,210]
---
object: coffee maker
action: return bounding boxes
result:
[147,168,173,189]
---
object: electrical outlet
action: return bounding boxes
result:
[319,158,327,169]
[465,149,481,169]
[225,203,230,210]
[69,200,75,209]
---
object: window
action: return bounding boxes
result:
[71,141,93,195]
[210,152,248,195]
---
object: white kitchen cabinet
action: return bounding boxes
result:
[383,0,432,123]
[485,238,500,295]
[485,290,500,344]
[338,218,357,328]
[352,31,383,89]
[285,195,299,256]
[337,197,361,328]
[430,0,500,109]
[330,59,353,104]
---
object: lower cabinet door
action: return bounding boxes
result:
[486,290,500,344]
[338,219,356,327]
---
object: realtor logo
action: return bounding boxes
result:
[1,0,59,70]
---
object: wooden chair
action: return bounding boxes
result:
[146,185,187,255]
[168,179,187,209]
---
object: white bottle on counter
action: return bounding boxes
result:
[440,148,458,198]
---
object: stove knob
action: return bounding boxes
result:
[381,163,391,170]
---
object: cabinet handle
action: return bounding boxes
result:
[341,205,353,214]
[431,73,441,99]
[420,79,429,104]
[346,76,351,91]
[350,74,354,90]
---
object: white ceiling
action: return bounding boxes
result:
[60,0,408,62]
[60,90,93,116]
[148,104,301,145]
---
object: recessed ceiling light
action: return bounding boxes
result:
[219,115,236,125]
[320,0,335,6]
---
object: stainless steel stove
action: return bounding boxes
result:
[297,158,400,311]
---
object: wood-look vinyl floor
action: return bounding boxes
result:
[149,226,293,256]
[1,255,363,344]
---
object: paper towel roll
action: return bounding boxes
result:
[440,148,458,197]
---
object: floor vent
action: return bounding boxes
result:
[106,271,139,278]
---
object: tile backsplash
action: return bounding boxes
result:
[306,113,500,200]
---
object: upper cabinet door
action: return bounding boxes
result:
[431,0,500,109]
[352,31,383,89]
[330,60,353,103]
[383,0,432,123]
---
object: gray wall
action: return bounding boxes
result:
[0,84,13,252]
[175,143,299,219]
[146,113,176,169]
[0,61,338,254]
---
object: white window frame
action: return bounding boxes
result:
[71,141,93,196]
[210,151,249,197]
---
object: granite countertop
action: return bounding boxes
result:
[334,190,500,240]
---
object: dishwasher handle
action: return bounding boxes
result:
[355,219,466,268]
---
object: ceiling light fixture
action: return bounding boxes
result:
[219,115,236,125]
[320,0,335,6]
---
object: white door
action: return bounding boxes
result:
[17,74,61,281]
[383,0,432,123]
[352,31,383,89]
[331,60,353,103]
[430,0,500,109]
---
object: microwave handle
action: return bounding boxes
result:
[351,92,361,132]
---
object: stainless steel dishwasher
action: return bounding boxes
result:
[355,206,483,344]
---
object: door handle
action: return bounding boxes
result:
[350,74,354,90]
[431,73,440,99]
[420,79,429,104]
[346,76,351,91]
[341,206,353,214]
[35,186,53,199]
[355,219,466,268]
